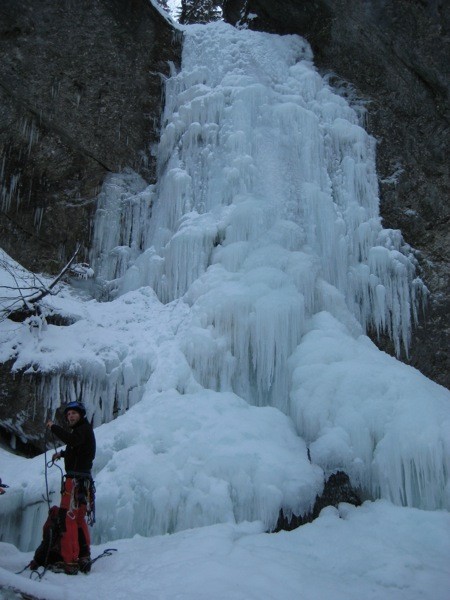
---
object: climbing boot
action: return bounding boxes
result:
[79,555,91,573]
[52,561,79,575]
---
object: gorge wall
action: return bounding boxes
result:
[0,0,181,273]
[223,0,449,388]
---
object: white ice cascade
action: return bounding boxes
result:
[91,23,423,406]
[84,23,450,516]
[2,23,450,559]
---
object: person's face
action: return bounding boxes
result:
[66,409,81,427]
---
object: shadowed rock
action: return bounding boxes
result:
[274,471,362,532]
[0,0,182,274]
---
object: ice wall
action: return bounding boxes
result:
[2,23,447,553]
[289,312,450,510]
[92,389,324,542]
[84,23,450,516]
[92,23,424,397]
[90,170,154,299]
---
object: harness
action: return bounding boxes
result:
[62,473,96,526]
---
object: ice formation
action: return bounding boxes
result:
[1,23,449,551]
[87,22,449,516]
[92,24,424,356]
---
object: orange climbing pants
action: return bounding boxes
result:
[59,477,90,564]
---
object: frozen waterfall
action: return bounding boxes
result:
[92,23,424,404]
[1,22,449,552]
[86,23,448,518]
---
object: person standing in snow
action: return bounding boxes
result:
[46,401,96,575]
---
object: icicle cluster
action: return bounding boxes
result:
[36,362,152,428]
[90,170,154,298]
[288,312,450,510]
[91,23,424,399]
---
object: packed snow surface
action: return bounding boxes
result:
[1,500,449,600]
[0,20,449,600]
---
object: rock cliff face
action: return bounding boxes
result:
[224,0,449,388]
[0,0,181,273]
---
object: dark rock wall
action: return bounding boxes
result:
[224,0,449,388]
[275,471,361,532]
[0,0,181,273]
[0,360,42,453]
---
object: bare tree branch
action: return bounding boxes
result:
[26,244,81,304]
[0,245,81,323]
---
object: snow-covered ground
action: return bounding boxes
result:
[1,20,449,600]
[1,500,449,600]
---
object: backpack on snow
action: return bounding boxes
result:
[31,505,65,568]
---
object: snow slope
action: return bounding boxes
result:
[1,501,449,600]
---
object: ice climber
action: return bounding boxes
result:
[44,401,96,575]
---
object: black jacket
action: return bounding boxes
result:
[51,418,96,477]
